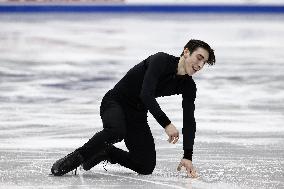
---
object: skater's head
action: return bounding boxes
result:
[180,39,215,76]
[181,39,215,66]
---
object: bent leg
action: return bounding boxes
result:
[108,112,156,175]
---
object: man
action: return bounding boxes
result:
[51,39,215,177]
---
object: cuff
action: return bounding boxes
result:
[183,149,193,161]
[155,114,171,128]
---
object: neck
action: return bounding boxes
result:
[177,56,186,75]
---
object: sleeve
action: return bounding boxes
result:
[139,52,171,128]
[182,82,197,161]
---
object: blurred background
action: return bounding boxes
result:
[0,1,283,189]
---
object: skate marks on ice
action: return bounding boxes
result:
[0,129,283,189]
[0,149,188,189]
[0,148,244,189]
[0,147,254,189]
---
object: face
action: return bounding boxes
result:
[183,47,209,76]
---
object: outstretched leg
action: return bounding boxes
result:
[51,95,127,176]
[78,95,127,159]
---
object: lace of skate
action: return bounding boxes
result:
[71,167,78,175]
[102,160,109,171]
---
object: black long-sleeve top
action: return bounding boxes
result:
[109,52,197,160]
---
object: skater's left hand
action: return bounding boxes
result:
[177,159,198,178]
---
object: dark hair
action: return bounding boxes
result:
[181,39,216,66]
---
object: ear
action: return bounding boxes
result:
[183,48,190,57]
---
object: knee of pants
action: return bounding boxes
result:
[137,160,156,175]
[135,153,156,175]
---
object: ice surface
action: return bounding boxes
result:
[0,13,283,188]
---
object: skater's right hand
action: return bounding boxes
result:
[165,123,179,144]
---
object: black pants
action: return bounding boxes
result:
[77,94,156,175]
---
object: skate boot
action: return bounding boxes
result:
[51,151,84,176]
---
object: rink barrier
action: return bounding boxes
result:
[0,4,284,13]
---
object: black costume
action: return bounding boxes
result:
[77,52,197,174]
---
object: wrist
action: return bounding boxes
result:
[164,123,172,129]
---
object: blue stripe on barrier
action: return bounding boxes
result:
[0,5,284,13]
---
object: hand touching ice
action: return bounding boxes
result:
[177,159,198,178]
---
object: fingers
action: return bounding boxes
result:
[167,130,179,144]
[190,168,198,178]
[177,162,183,171]
[167,136,179,143]
[186,167,198,178]
[165,124,179,143]
[172,136,179,144]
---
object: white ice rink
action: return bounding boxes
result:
[0,13,284,188]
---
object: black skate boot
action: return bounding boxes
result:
[82,145,115,171]
[51,151,84,176]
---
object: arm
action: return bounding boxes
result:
[140,52,171,127]
[182,95,196,161]
[177,82,197,177]
[166,94,198,178]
